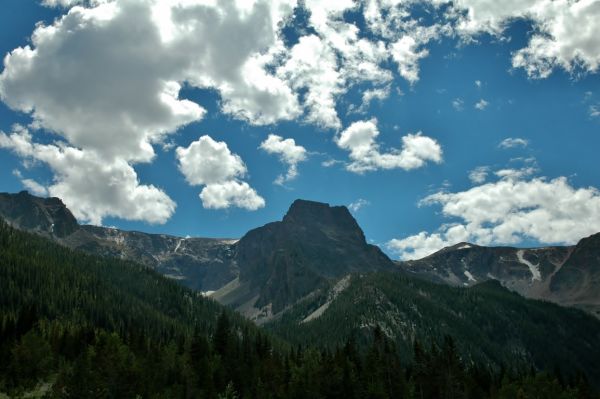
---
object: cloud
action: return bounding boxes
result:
[321,158,344,168]
[495,166,538,181]
[474,99,489,110]
[0,1,206,163]
[0,127,176,225]
[22,179,49,197]
[259,134,307,185]
[2,0,598,225]
[432,0,600,78]
[13,169,49,197]
[200,181,265,211]
[475,80,482,88]
[590,104,600,118]
[357,85,391,113]
[176,135,264,210]
[389,36,430,84]
[336,119,443,174]
[277,35,342,129]
[0,0,303,222]
[499,137,529,149]
[348,198,370,212]
[366,0,600,80]
[388,227,470,261]
[468,166,489,184]
[176,136,246,186]
[41,0,87,7]
[452,98,464,111]
[388,175,600,260]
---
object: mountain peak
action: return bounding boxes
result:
[225,199,396,318]
[0,191,79,238]
[284,199,349,220]
[282,199,363,239]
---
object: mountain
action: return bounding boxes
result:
[0,191,79,238]
[212,199,397,322]
[3,191,600,388]
[266,272,600,383]
[0,218,293,398]
[0,193,396,323]
[0,217,249,341]
[0,191,237,291]
[3,191,600,320]
[398,238,600,318]
[1,219,593,398]
[550,233,600,314]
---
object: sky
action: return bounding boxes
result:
[1,0,599,260]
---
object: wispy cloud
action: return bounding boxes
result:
[468,166,490,184]
[348,199,370,212]
[474,99,489,110]
[452,98,464,111]
[499,137,529,149]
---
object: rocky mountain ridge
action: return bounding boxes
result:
[398,237,600,317]
[212,199,396,323]
[0,191,237,291]
[0,193,397,323]
[1,191,600,321]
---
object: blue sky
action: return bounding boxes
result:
[1,0,600,259]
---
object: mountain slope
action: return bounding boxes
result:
[0,191,79,238]
[0,191,237,291]
[0,218,252,342]
[212,199,396,322]
[399,237,600,317]
[550,233,600,314]
[1,218,593,397]
[266,272,600,383]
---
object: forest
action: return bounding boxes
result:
[0,220,597,398]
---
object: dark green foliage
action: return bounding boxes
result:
[268,273,600,384]
[0,220,597,397]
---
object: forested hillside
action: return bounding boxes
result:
[0,220,597,398]
[268,272,600,384]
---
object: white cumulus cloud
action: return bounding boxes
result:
[336,119,443,173]
[0,0,300,222]
[199,181,265,211]
[259,134,307,185]
[176,136,247,186]
[176,135,264,210]
[432,0,600,78]
[388,175,600,260]
[0,126,176,225]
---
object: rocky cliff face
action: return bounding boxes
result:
[399,237,600,318]
[0,191,79,238]
[0,191,237,291]
[549,233,600,315]
[3,191,600,320]
[212,199,397,322]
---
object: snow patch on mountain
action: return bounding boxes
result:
[464,270,477,282]
[517,250,541,281]
[174,238,185,253]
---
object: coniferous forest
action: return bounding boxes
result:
[0,220,597,398]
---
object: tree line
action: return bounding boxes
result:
[0,219,596,398]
